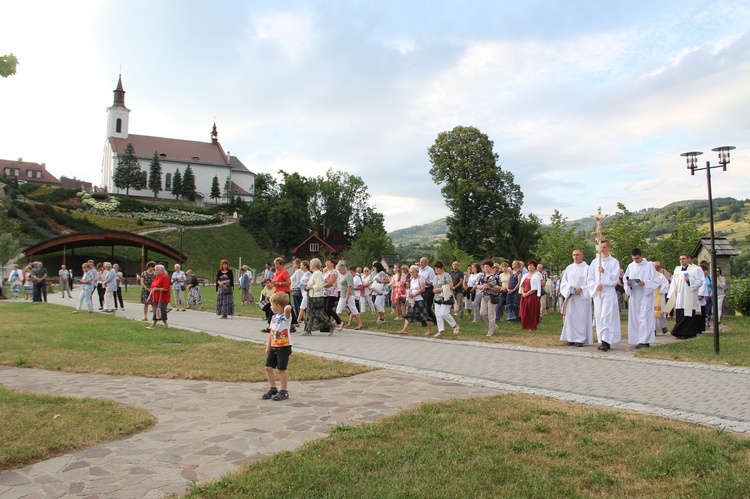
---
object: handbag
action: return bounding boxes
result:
[442,284,452,301]
[371,281,384,295]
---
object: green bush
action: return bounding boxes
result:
[727,277,750,316]
[37,204,102,232]
[115,196,149,213]
[27,187,81,204]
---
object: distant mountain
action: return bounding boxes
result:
[389,218,447,245]
[389,198,750,251]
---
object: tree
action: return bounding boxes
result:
[650,210,707,271]
[147,151,162,198]
[436,240,475,271]
[504,214,542,262]
[268,171,312,254]
[112,143,146,196]
[171,169,182,200]
[604,203,647,261]
[223,176,232,201]
[536,210,592,271]
[342,226,397,269]
[0,53,18,78]
[210,175,221,204]
[308,169,375,239]
[181,164,196,201]
[428,126,523,258]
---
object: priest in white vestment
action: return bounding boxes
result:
[559,249,593,346]
[586,240,621,351]
[624,249,661,348]
[667,254,704,339]
[652,262,670,334]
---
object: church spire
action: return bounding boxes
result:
[113,74,126,107]
[211,121,218,144]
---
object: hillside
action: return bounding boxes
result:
[388,198,750,254]
[389,218,447,245]
[142,223,268,278]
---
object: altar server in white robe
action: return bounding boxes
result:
[652,262,670,334]
[559,249,593,347]
[624,249,661,348]
[667,254,704,339]
[586,240,621,351]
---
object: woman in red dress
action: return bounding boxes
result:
[519,259,542,330]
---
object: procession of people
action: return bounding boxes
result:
[9,237,724,351]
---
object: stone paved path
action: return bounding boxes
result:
[1,294,749,497]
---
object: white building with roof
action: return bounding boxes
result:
[101,76,255,204]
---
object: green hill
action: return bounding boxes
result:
[142,224,268,277]
[389,218,447,245]
[388,199,750,255]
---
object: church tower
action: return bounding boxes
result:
[106,75,130,139]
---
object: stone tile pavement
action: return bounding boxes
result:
[1,293,749,497]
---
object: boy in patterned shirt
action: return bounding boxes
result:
[262,292,293,401]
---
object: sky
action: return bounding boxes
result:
[2,0,749,232]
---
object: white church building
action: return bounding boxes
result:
[101,76,255,204]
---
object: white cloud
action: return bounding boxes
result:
[246,10,317,61]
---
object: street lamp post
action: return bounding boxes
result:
[179,227,185,266]
[680,146,735,355]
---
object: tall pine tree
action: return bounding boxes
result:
[148,151,162,198]
[171,168,182,200]
[181,164,196,201]
[210,175,221,204]
[223,176,232,201]
[113,143,146,196]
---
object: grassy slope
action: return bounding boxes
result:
[135,223,270,278]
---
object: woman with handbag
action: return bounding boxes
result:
[290,259,304,317]
[322,259,341,331]
[371,261,390,324]
[396,265,433,335]
[216,259,235,319]
[478,260,502,337]
[146,264,171,330]
[432,261,460,337]
[303,258,327,334]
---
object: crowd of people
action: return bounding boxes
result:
[8,248,726,352]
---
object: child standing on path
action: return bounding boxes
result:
[262,292,293,401]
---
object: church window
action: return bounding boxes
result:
[165,173,172,189]
[141,171,147,185]
[116,118,122,133]
[310,243,320,252]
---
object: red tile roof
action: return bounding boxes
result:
[0,158,61,185]
[108,134,230,166]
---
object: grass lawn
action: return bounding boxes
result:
[0,386,155,472]
[0,302,374,382]
[636,315,750,366]
[181,394,750,498]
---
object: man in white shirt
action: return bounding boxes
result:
[624,248,661,348]
[560,249,592,347]
[587,240,621,352]
[59,265,72,298]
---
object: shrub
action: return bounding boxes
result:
[726,277,750,316]
[27,187,81,204]
[116,196,148,213]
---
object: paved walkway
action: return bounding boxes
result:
[2,294,749,498]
